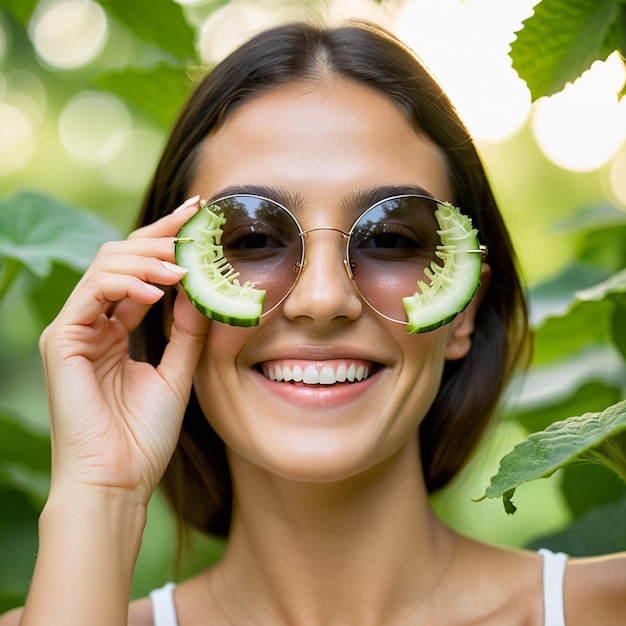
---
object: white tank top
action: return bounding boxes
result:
[149,549,568,625]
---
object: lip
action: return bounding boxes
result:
[252,357,384,407]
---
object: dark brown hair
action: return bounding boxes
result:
[131,20,530,538]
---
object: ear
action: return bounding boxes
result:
[444,263,491,361]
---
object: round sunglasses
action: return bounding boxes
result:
[175,193,485,327]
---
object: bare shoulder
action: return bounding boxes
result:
[0,607,23,626]
[128,596,154,626]
[565,552,626,626]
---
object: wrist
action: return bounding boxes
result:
[22,488,149,625]
[41,484,148,546]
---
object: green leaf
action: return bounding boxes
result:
[0,409,50,505]
[511,0,621,99]
[0,487,41,612]
[480,399,626,513]
[576,267,626,302]
[528,263,610,327]
[0,190,119,282]
[561,462,626,519]
[613,298,626,361]
[0,0,39,24]
[533,270,626,364]
[533,298,612,364]
[0,409,50,473]
[25,263,82,326]
[510,380,621,433]
[527,493,626,555]
[94,62,193,127]
[98,0,196,62]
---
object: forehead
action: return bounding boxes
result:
[191,79,453,215]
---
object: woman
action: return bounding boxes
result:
[3,20,625,626]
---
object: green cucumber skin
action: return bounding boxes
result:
[178,273,262,327]
[175,204,265,327]
[403,202,482,334]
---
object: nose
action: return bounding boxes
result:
[281,229,363,325]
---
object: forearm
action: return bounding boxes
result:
[20,488,147,626]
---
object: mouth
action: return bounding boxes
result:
[258,359,377,386]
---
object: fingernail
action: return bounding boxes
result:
[144,283,165,298]
[174,195,200,213]
[161,260,188,275]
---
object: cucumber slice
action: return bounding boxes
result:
[175,203,265,327]
[403,202,482,334]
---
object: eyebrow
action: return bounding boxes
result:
[342,185,436,213]
[207,183,436,214]
[207,185,305,212]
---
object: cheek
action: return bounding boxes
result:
[384,327,451,424]
[192,325,244,424]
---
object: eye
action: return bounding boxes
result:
[223,222,289,251]
[354,223,426,256]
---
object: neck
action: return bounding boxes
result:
[210,439,458,625]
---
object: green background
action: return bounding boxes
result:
[1,0,625,612]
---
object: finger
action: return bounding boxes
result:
[57,244,187,325]
[158,290,209,398]
[129,196,201,241]
[92,238,181,264]
[89,254,188,290]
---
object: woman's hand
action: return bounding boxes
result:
[39,196,209,504]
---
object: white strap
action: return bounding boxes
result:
[149,582,178,626]
[539,549,568,626]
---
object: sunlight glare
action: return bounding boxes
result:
[394,0,537,143]
[0,103,35,175]
[58,92,131,165]
[30,0,108,69]
[531,53,626,172]
[608,150,626,207]
[101,127,164,192]
[6,70,48,126]
[199,2,278,65]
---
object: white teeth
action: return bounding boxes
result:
[264,362,371,385]
[303,366,319,384]
[319,366,336,385]
[335,364,347,382]
[346,364,356,382]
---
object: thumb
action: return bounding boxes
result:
[158,290,209,399]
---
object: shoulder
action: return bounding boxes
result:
[128,595,154,626]
[449,540,544,625]
[0,607,23,626]
[565,552,626,626]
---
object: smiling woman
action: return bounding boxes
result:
[2,19,626,626]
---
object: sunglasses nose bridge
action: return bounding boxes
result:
[299,226,353,281]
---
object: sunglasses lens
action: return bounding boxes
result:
[348,196,442,323]
[215,195,303,314]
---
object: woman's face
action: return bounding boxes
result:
[188,79,477,483]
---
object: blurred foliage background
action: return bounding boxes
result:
[0,0,625,613]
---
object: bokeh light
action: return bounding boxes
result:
[29,0,108,69]
[198,2,279,65]
[6,70,48,126]
[58,92,131,165]
[101,127,164,192]
[394,0,537,143]
[198,0,389,66]
[531,52,626,172]
[0,102,35,175]
[608,149,626,207]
